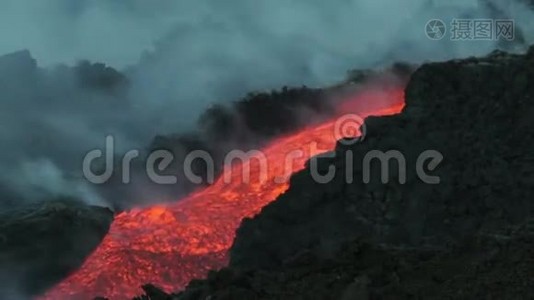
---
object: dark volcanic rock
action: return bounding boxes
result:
[155,229,534,300]
[0,199,113,298]
[138,48,534,299]
[230,46,534,270]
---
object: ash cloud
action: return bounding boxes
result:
[0,0,533,209]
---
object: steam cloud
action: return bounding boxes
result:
[0,0,533,209]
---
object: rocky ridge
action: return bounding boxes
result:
[134,46,534,299]
[0,199,113,298]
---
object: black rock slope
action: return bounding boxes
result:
[230,47,534,268]
[0,200,113,298]
[136,47,534,299]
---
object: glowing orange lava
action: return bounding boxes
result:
[43,87,404,299]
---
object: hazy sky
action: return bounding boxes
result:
[0,0,532,207]
[1,0,531,68]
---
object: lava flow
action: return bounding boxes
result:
[43,87,405,299]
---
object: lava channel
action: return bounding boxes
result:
[43,87,405,299]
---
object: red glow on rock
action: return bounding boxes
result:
[43,87,405,299]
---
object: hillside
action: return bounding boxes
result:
[137,46,534,299]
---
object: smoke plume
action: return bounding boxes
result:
[0,0,533,209]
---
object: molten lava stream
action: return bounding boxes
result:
[43,88,405,299]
